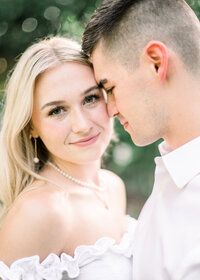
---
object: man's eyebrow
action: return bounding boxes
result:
[98,79,108,88]
[41,86,100,111]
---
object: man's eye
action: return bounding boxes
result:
[48,106,65,116]
[84,94,100,104]
[106,87,114,95]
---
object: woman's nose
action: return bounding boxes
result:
[70,109,91,134]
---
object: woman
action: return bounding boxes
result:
[0,37,136,280]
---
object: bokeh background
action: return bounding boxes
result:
[0,0,199,218]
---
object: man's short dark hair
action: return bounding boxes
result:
[82,0,200,72]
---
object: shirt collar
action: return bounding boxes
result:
[158,137,200,189]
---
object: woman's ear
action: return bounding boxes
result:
[29,123,39,138]
[144,40,168,82]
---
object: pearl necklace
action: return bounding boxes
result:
[48,161,109,209]
[48,161,106,192]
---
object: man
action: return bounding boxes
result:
[82,0,200,279]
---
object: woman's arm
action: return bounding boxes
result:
[0,188,68,266]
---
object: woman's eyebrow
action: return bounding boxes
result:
[41,100,65,111]
[82,85,99,95]
[41,86,100,110]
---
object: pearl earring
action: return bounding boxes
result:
[33,137,39,163]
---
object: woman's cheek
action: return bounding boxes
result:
[38,119,70,141]
[98,102,110,119]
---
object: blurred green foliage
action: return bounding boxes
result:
[0,0,200,218]
[0,0,103,82]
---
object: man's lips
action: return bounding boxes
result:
[120,121,129,130]
[123,122,129,130]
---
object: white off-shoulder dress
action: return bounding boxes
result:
[0,216,136,280]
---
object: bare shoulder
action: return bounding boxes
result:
[100,169,126,214]
[0,181,70,265]
[100,169,126,193]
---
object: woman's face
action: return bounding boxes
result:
[31,62,113,165]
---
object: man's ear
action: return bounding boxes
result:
[144,40,168,82]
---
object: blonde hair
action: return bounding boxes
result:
[0,36,92,226]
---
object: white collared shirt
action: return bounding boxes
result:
[132,137,200,280]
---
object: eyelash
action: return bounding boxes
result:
[84,94,101,105]
[106,87,114,95]
[48,94,101,117]
[48,106,65,116]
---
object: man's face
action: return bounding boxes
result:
[91,43,168,146]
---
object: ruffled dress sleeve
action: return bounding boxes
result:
[0,216,137,280]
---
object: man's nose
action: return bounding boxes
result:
[71,109,91,134]
[107,94,119,118]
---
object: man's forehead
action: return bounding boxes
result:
[90,40,104,62]
[90,45,111,85]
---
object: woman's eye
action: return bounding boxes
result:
[84,94,100,105]
[48,106,65,116]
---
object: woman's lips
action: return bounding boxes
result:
[71,133,100,147]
